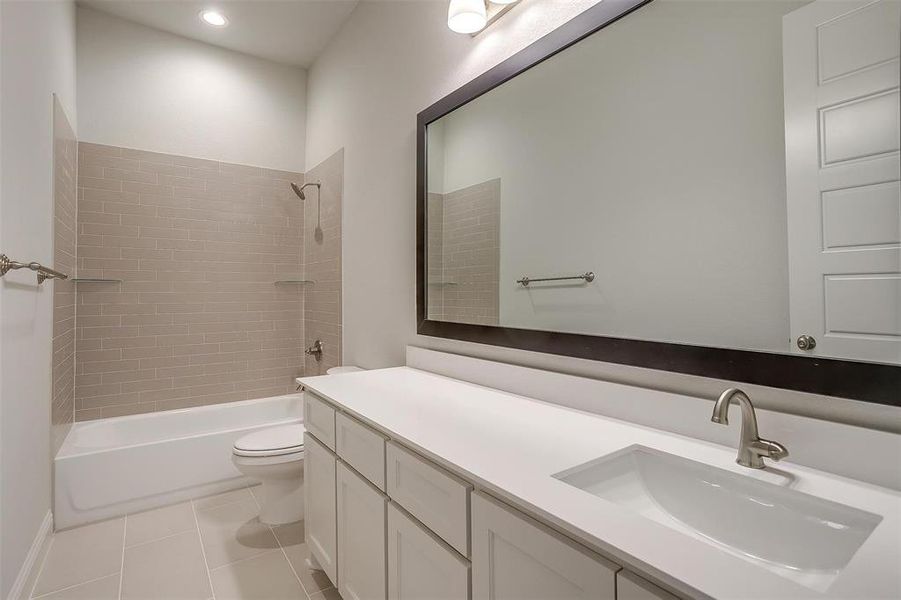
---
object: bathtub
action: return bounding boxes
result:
[55,394,303,529]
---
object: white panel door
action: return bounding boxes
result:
[784,0,901,363]
[304,432,338,586]
[471,492,617,600]
[387,502,470,600]
[337,461,388,600]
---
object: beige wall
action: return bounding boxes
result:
[76,7,307,173]
[52,97,78,454]
[74,142,306,420]
[303,149,344,376]
[304,0,602,369]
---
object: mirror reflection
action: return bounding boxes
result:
[426,0,900,365]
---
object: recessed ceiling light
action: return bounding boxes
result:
[200,10,228,27]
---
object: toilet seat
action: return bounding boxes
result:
[233,423,305,458]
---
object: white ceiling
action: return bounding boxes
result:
[79,0,360,67]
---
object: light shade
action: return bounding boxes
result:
[448,0,487,34]
[489,0,519,4]
[200,10,228,27]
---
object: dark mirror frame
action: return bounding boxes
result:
[416,0,900,406]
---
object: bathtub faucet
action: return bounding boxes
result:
[305,339,324,361]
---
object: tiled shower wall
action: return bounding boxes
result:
[74,142,307,420]
[52,97,77,453]
[427,179,500,326]
[302,149,343,376]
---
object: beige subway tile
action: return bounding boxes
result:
[80,176,123,191]
[74,408,102,421]
[79,142,122,157]
[140,161,189,177]
[101,402,156,418]
[119,147,173,163]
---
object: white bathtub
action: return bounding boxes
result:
[55,394,303,529]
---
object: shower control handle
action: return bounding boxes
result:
[305,339,324,361]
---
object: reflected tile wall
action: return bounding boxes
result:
[74,142,305,420]
[427,192,444,320]
[302,149,343,376]
[52,96,78,452]
[429,179,500,326]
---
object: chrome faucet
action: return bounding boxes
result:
[711,388,788,469]
[305,339,324,361]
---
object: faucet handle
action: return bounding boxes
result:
[752,439,789,462]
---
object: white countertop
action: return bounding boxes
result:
[299,367,901,600]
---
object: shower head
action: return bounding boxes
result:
[290,182,320,200]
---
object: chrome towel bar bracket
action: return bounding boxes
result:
[517,271,594,287]
[0,253,69,284]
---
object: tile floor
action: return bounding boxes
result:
[28,486,339,600]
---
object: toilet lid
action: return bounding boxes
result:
[233,423,305,457]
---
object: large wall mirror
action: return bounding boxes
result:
[417,0,901,404]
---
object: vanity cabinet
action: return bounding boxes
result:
[616,571,678,600]
[471,491,618,600]
[304,431,338,585]
[302,390,678,600]
[387,502,470,600]
[337,462,388,600]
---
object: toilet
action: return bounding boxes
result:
[232,423,306,525]
[232,366,364,525]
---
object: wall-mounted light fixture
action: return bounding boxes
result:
[447,0,521,35]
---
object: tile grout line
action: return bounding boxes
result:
[121,522,198,551]
[31,572,121,600]
[117,515,127,600]
[191,498,217,600]
[248,485,314,598]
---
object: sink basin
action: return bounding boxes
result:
[553,445,881,589]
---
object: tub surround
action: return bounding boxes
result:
[298,366,900,600]
[74,142,306,420]
[52,97,78,455]
[302,148,344,376]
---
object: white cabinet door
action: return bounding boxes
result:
[616,571,678,600]
[784,0,901,363]
[338,461,388,600]
[387,502,470,600]
[304,432,338,586]
[471,492,617,600]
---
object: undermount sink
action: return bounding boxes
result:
[553,445,881,590]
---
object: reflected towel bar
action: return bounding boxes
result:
[516,272,594,287]
[0,253,69,284]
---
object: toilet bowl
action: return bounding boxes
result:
[232,423,305,525]
[326,365,363,375]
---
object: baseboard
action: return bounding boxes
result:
[6,510,53,600]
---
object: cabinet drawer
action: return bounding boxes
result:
[617,571,679,600]
[386,441,472,557]
[387,502,470,600]
[471,492,618,600]
[304,392,336,450]
[336,412,387,490]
